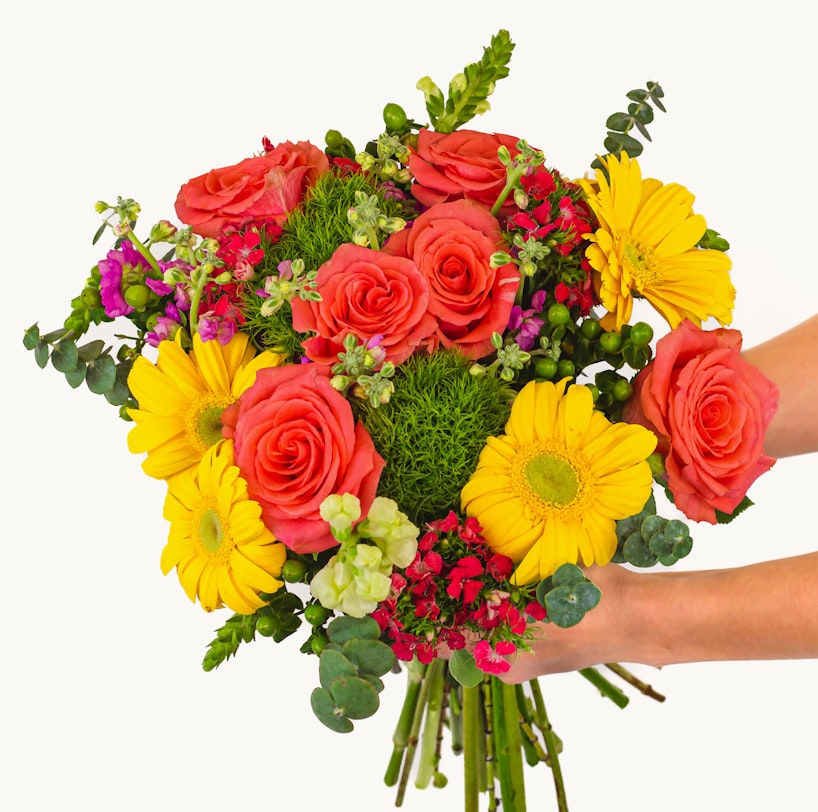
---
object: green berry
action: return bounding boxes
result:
[124,284,150,309]
[304,603,332,626]
[611,379,634,401]
[383,103,408,133]
[81,288,101,308]
[557,359,575,379]
[547,303,571,326]
[599,331,622,354]
[281,559,307,583]
[629,322,654,346]
[256,614,280,638]
[580,318,602,340]
[585,383,600,402]
[310,631,329,655]
[534,357,558,380]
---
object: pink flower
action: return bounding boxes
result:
[473,640,516,674]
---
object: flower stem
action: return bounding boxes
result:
[415,658,446,789]
[384,660,426,787]
[529,679,568,812]
[462,684,482,812]
[579,666,630,708]
[126,231,163,277]
[491,164,525,217]
[480,680,498,809]
[394,660,432,806]
[604,662,666,702]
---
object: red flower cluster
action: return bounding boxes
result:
[373,512,546,674]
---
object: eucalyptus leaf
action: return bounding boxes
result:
[310,687,353,733]
[77,340,106,361]
[51,340,79,373]
[64,361,88,389]
[543,586,584,628]
[551,562,586,588]
[622,533,657,568]
[23,325,40,350]
[86,355,116,394]
[34,341,50,369]
[329,676,380,720]
[641,514,665,541]
[327,615,380,643]
[449,648,485,688]
[318,647,358,691]
[40,328,73,344]
[342,638,394,678]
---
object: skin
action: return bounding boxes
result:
[499,314,818,683]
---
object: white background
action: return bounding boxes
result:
[3,2,817,810]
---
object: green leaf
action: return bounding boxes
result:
[318,647,357,691]
[40,327,73,344]
[92,221,108,245]
[449,649,485,688]
[23,324,40,350]
[551,562,586,589]
[342,638,394,678]
[605,112,633,132]
[64,361,88,389]
[51,340,79,373]
[326,615,380,643]
[543,586,585,628]
[622,533,657,567]
[86,355,116,394]
[310,687,354,733]
[34,341,50,369]
[603,131,644,157]
[640,514,665,541]
[329,675,380,720]
[77,340,106,361]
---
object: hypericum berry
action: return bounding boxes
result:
[547,303,571,326]
[557,359,575,379]
[281,559,307,583]
[534,357,558,379]
[611,378,634,401]
[124,284,150,309]
[629,322,654,346]
[580,318,602,340]
[256,614,281,638]
[304,603,332,626]
[310,630,329,655]
[599,330,622,354]
[383,102,408,133]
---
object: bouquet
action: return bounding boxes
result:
[24,30,778,811]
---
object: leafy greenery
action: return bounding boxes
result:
[536,563,601,628]
[310,616,395,732]
[416,29,515,134]
[356,350,514,525]
[612,493,693,567]
[592,81,666,170]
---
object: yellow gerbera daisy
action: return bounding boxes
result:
[127,332,283,479]
[579,152,735,330]
[461,379,657,585]
[161,440,286,613]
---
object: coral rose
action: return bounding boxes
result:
[409,129,522,215]
[224,364,385,553]
[383,200,519,360]
[174,140,329,238]
[290,243,437,367]
[623,320,778,523]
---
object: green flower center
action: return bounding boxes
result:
[620,233,661,289]
[199,507,225,554]
[525,454,579,505]
[186,395,234,453]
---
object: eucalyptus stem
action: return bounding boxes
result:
[415,658,447,789]
[385,660,427,787]
[462,685,481,812]
[395,661,433,806]
[579,666,630,709]
[529,679,568,812]
[604,662,666,702]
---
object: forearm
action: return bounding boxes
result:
[626,552,818,667]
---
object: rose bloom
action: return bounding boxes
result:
[623,320,778,523]
[290,243,437,367]
[174,140,329,238]
[383,200,519,359]
[223,364,385,553]
[409,129,522,215]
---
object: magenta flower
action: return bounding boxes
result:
[473,639,516,674]
[98,241,152,317]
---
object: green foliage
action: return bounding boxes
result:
[23,323,135,409]
[592,82,666,170]
[416,29,515,134]
[356,350,513,525]
[201,590,304,671]
[613,493,693,567]
[536,563,601,628]
[310,616,395,732]
[698,228,730,251]
[449,648,485,688]
[242,169,412,354]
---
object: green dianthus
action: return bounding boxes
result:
[356,351,513,525]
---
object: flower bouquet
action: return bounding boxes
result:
[24,29,778,812]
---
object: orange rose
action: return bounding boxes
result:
[174,140,329,238]
[225,364,384,553]
[624,320,778,523]
[409,129,522,215]
[290,243,437,367]
[383,200,519,360]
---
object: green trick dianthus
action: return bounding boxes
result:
[356,350,514,526]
